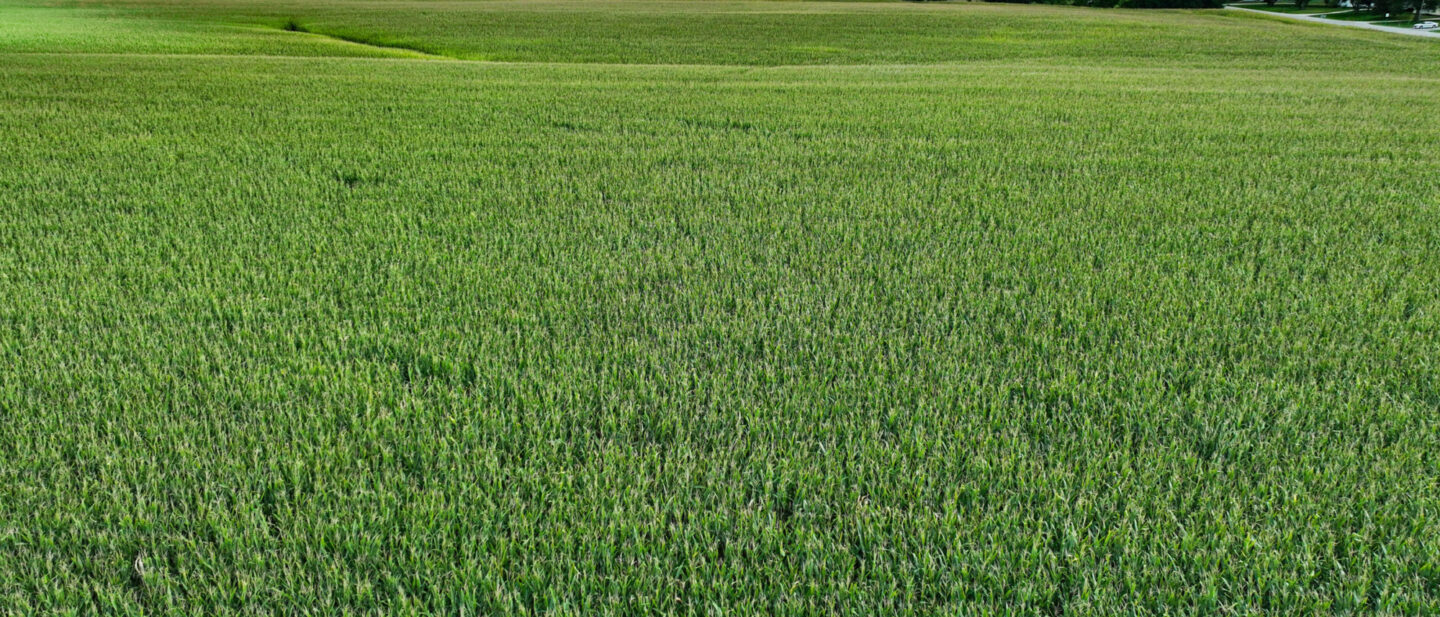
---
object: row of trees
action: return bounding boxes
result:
[981,0,1226,8]
[927,0,1434,13]
[1357,0,1437,20]
[1275,0,1435,21]
[971,0,1432,11]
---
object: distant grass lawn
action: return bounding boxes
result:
[1232,2,1350,13]
[1321,9,1388,19]
[3,0,1440,615]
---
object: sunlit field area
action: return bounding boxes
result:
[2,0,1438,614]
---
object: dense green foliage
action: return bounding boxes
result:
[2,0,1439,614]
[1246,0,1437,22]
[1350,0,1437,20]
[985,0,1225,11]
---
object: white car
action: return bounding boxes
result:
[1414,21,1439,29]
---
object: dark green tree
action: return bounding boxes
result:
[1407,0,1435,22]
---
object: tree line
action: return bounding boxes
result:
[917,0,1230,9]
[1268,0,1435,22]
[916,0,1436,12]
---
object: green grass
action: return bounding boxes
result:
[0,2,426,57]
[3,0,1433,69]
[1320,9,1385,20]
[2,0,1440,614]
[1232,3,1350,14]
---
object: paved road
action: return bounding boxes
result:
[1225,5,1440,39]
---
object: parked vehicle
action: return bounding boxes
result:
[1413,21,1439,29]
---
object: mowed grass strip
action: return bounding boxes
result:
[2,1,1439,615]
[0,0,427,58]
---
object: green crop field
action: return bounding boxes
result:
[2,0,1438,614]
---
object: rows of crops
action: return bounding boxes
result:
[2,0,1439,614]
